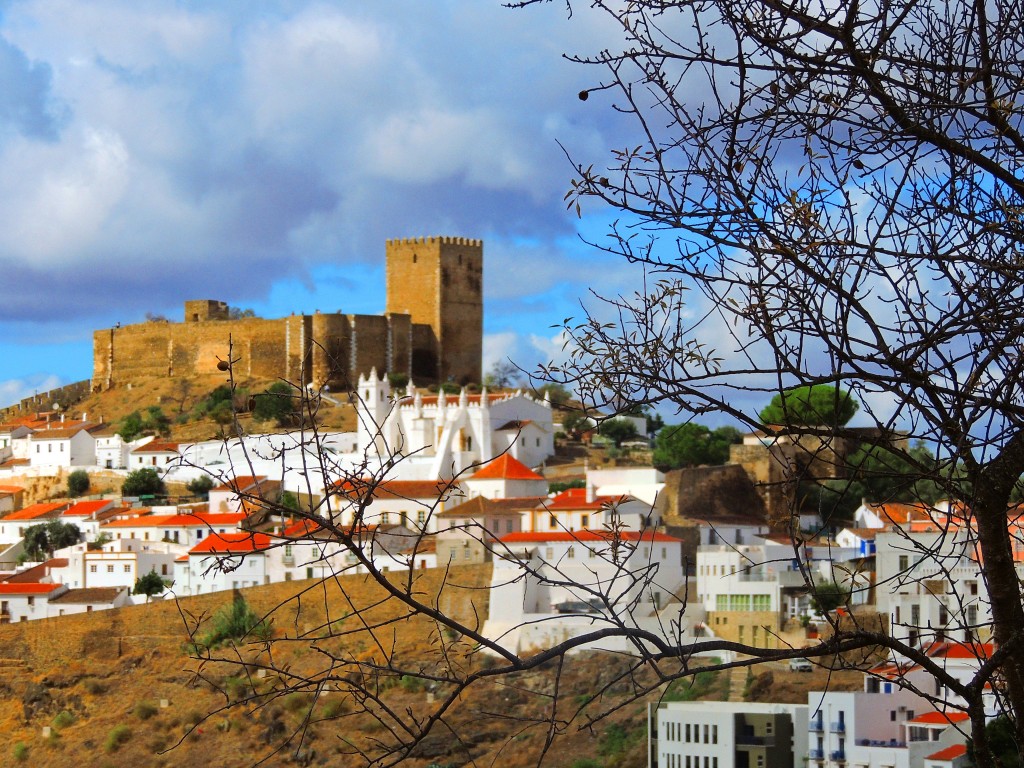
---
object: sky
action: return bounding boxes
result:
[0,0,651,405]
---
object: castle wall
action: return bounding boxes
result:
[92,236,482,392]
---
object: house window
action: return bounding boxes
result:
[107,565,114,573]
[545,547,554,560]
[899,554,909,570]
[549,515,557,529]
[506,519,513,533]
[381,512,390,525]
[161,564,168,575]
[27,596,34,607]
[90,565,97,573]
[581,514,589,528]
[417,510,426,525]
[124,565,131,572]
[567,547,575,559]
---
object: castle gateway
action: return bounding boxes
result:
[92,237,483,391]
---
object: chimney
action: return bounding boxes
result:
[586,483,596,504]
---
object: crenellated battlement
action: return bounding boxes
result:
[386,236,483,247]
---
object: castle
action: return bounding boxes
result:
[92,237,483,391]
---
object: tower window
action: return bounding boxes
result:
[413,254,417,263]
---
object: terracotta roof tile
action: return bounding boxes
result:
[500,530,681,544]
[0,582,63,594]
[189,531,272,555]
[469,454,544,481]
[926,744,967,761]
[49,587,125,604]
[3,502,68,520]
[908,710,969,725]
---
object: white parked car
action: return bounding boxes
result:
[789,657,813,672]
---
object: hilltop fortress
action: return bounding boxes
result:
[92,236,483,392]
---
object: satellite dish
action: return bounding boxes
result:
[52,403,60,411]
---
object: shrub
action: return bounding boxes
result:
[82,678,106,695]
[134,701,159,720]
[199,594,271,649]
[104,724,132,753]
[283,692,313,714]
[12,742,27,762]
[67,470,90,498]
[400,675,423,693]
[52,710,75,729]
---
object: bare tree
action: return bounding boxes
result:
[163,1,1024,762]
[506,0,1024,763]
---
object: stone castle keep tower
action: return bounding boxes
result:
[92,236,483,392]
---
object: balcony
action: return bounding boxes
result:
[808,749,825,761]
[830,721,846,733]
[830,751,846,763]
[809,719,824,732]
[736,735,776,747]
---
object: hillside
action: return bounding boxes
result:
[0,562,864,767]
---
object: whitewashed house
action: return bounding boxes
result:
[175,531,272,595]
[0,582,67,622]
[27,421,99,469]
[481,529,697,653]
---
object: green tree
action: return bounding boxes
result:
[121,468,166,498]
[809,582,849,615]
[144,405,171,436]
[133,570,169,602]
[967,717,1023,768]
[280,490,301,513]
[653,423,742,469]
[67,470,90,498]
[23,521,82,560]
[759,385,859,428]
[252,382,298,426]
[598,418,639,447]
[187,475,215,499]
[532,383,571,406]
[116,411,144,442]
[560,411,595,440]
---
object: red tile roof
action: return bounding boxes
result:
[3,502,67,520]
[501,530,681,544]
[30,423,101,439]
[189,531,272,554]
[130,441,180,454]
[0,582,63,594]
[908,710,969,725]
[470,454,544,481]
[0,485,24,495]
[926,744,967,761]
[2,558,68,583]
[333,478,450,500]
[212,476,268,492]
[546,488,628,510]
[63,500,114,517]
[101,511,245,529]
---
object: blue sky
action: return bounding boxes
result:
[0,0,650,404]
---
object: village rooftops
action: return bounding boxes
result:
[2,558,68,583]
[29,422,104,439]
[48,587,126,604]
[468,454,544,481]
[2,502,68,520]
[189,531,273,554]
[101,511,245,529]
[0,582,65,594]
[439,496,546,518]
[545,488,631,511]
[500,530,682,544]
[62,499,116,518]
[333,478,450,500]
[130,440,180,454]
[906,710,970,725]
